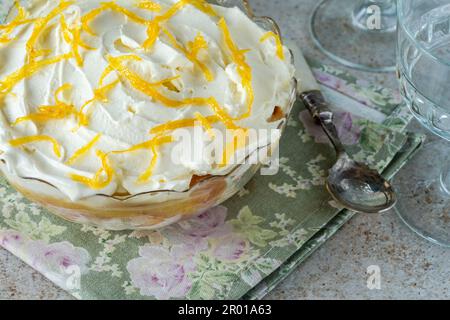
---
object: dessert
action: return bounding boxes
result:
[0,0,296,229]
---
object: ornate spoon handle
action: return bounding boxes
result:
[300,90,346,156]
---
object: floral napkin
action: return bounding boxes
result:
[0,53,423,299]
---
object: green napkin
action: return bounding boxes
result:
[0,49,423,299]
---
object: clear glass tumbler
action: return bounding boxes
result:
[395,0,450,247]
[311,0,397,72]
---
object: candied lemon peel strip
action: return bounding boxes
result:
[9,135,62,158]
[60,15,95,66]
[136,0,162,12]
[66,133,102,165]
[11,84,87,126]
[0,53,73,96]
[77,80,120,127]
[260,31,285,60]
[218,18,254,120]
[111,135,174,183]
[0,2,36,44]
[70,150,114,189]
[26,1,74,62]
[162,28,214,82]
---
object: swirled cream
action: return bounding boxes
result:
[0,0,295,201]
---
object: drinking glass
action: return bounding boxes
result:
[395,0,450,246]
[311,0,397,72]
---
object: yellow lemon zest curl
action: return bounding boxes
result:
[65,133,102,165]
[260,31,285,60]
[0,2,35,44]
[77,80,120,127]
[136,0,162,12]
[81,1,149,37]
[194,112,216,139]
[11,83,85,127]
[60,15,95,67]
[162,28,213,82]
[26,1,74,62]
[111,135,174,183]
[142,0,217,50]
[218,18,254,120]
[0,53,72,96]
[70,150,114,189]
[149,115,219,134]
[105,55,238,130]
[220,128,249,167]
[9,135,62,158]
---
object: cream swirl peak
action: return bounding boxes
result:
[0,0,295,201]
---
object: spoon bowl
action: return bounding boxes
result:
[326,154,397,214]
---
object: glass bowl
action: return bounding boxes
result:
[0,0,297,230]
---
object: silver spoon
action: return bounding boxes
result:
[294,46,396,214]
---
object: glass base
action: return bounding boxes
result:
[311,0,397,72]
[393,140,450,247]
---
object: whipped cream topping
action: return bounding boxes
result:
[0,0,295,201]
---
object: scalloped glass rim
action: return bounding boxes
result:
[398,0,450,68]
[397,0,450,126]
[1,0,298,202]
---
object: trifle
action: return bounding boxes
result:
[0,0,296,230]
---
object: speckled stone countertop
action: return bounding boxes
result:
[1,0,450,300]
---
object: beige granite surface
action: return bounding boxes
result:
[1,0,449,300]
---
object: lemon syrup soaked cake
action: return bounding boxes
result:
[0,0,296,229]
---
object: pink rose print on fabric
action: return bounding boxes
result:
[314,70,373,107]
[167,206,249,261]
[182,206,250,261]
[0,230,90,290]
[163,206,231,252]
[0,230,26,251]
[27,241,90,273]
[26,241,91,288]
[314,70,346,91]
[299,110,361,146]
[127,245,196,300]
[212,235,248,262]
[177,206,231,238]
[127,205,251,299]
